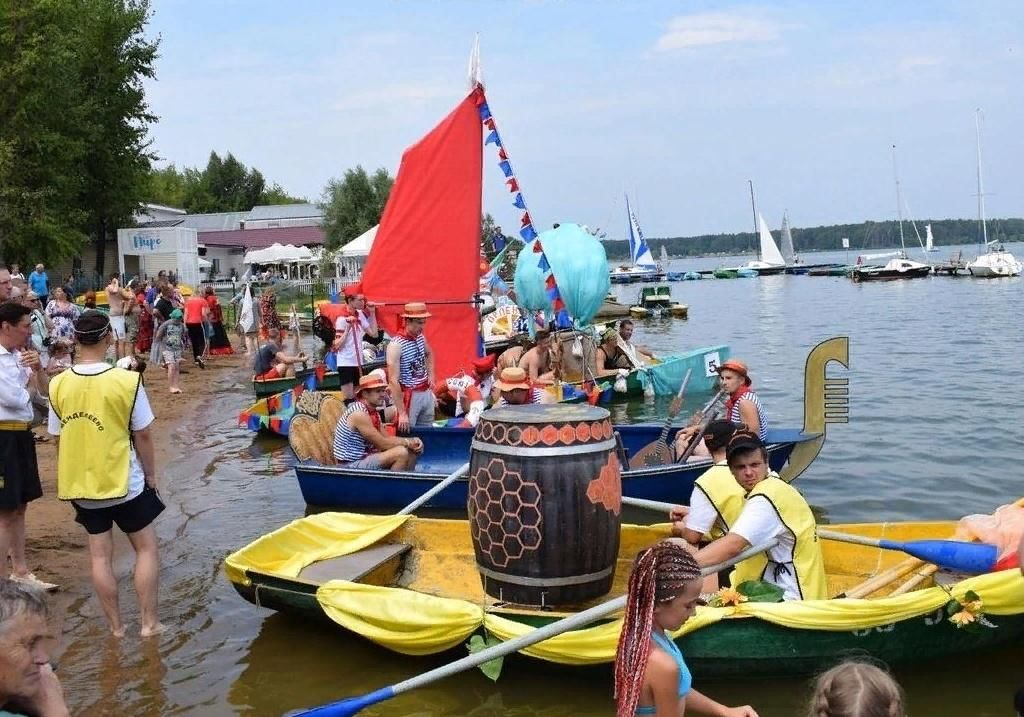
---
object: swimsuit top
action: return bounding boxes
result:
[634,630,692,715]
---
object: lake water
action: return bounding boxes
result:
[57,243,1024,716]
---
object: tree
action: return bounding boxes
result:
[0,0,91,265]
[77,0,159,274]
[320,166,393,250]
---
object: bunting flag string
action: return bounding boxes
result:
[477,91,570,327]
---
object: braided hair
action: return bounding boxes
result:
[807,660,904,717]
[614,541,702,717]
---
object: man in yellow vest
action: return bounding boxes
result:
[693,430,827,601]
[48,311,165,637]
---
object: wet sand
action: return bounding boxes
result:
[24,348,251,684]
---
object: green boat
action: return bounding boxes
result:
[253,365,342,398]
[225,514,1024,678]
[712,268,738,279]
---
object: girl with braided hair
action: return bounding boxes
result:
[614,541,759,717]
[807,660,904,716]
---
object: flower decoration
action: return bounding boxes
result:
[708,587,748,608]
[944,589,995,631]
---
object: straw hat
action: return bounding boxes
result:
[495,367,531,392]
[355,373,388,394]
[715,359,751,386]
[400,302,431,319]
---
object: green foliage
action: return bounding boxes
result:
[603,218,1024,259]
[144,158,305,212]
[735,580,785,603]
[320,166,393,250]
[465,633,504,681]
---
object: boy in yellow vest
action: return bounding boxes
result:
[670,420,745,544]
[693,430,827,600]
[48,311,165,637]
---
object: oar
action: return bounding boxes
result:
[629,369,692,468]
[621,496,678,514]
[287,540,777,717]
[817,530,998,574]
[669,390,725,465]
[397,462,471,516]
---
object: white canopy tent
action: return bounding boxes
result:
[244,243,320,280]
[337,225,378,278]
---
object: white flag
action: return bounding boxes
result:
[841,238,850,249]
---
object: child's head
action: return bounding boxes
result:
[115,355,147,374]
[49,338,72,357]
[808,660,904,717]
[170,309,183,322]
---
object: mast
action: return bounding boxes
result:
[975,108,988,249]
[748,180,758,258]
[891,145,906,253]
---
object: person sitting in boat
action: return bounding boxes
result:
[670,420,744,546]
[690,431,826,601]
[495,335,529,373]
[519,329,556,383]
[595,328,628,377]
[434,354,496,427]
[332,373,422,470]
[613,541,760,717]
[673,359,768,456]
[386,302,436,432]
[493,367,545,407]
[617,320,656,367]
[253,328,306,381]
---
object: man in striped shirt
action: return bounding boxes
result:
[493,367,545,407]
[333,373,422,470]
[386,302,436,432]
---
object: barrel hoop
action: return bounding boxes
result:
[476,563,614,587]
[471,437,617,457]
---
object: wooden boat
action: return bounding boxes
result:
[224,513,1024,678]
[252,356,385,398]
[288,337,849,509]
[239,387,348,437]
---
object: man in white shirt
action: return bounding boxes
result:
[0,301,54,592]
[333,286,379,399]
[692,431,827,601]
[48,311,164,637]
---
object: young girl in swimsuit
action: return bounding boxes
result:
[614,541,759,717]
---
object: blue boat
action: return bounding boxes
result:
[293,425,818,510]
[289,337,850,511]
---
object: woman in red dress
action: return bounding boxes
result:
[204,286,234,355]
[135,286,154,353]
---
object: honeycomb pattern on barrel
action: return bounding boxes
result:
[469,457,543,567]
[475,418,613,448]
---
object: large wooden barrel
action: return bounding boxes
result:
[468,404,622,606]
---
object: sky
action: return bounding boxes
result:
[144,1,1024,239]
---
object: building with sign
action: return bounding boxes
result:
[116,226,200,286]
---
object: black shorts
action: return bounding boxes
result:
[0,429,43,509]
[336,365,361,387]
[72,486,165,535]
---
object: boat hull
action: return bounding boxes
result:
[292,426,812,509]
[849,266,931,282]
[622,346,728,397]
[226,516,1024,679]
[252,359,384,397]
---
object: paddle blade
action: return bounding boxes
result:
[288,687,394,717]
[879,538,999,574]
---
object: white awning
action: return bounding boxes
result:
[244,243,316,264]
[339,225,378,258]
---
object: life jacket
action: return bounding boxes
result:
[741,476,828,600]
[49,367,141,500]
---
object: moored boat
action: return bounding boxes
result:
[849,255,931,282]
[224,513,1024,678]
[628,285,688,319]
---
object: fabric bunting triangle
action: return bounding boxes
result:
[498,160,513,177]
[520,211,532,227]
[484,118,496,131]
[485,130,500,146]
[538,254,550,272]
[497,147,508,160]
[513,193,526,209]
[520,224,537,241]
[478,102,491,120]
[506,178,519,192]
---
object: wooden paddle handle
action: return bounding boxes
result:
[890,564,939,596]
[842,556,924,599]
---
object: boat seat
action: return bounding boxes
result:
[297,543,411,585]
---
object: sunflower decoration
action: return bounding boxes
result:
[944,589,996,630]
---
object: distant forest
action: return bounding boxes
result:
[603,218,1024,259]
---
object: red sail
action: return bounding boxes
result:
[361,88,484,383]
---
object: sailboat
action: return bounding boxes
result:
[966,110,1021,278]
[924,224,939,252]
[743,213,787,275]
[608,194,665,283]
[849,146,931,282]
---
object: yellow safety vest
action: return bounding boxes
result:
[741,476,828,600]
[49,367,141,501]
[694,461,769,588]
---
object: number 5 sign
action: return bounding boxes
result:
[703,351,721,377]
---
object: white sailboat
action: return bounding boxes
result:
[660,245,669,263]
[924,224,938,252]
[780,211,798,264]
[850,145,931,281]
[744,213,787,275]
[966,110,1021,278]
[609,193,665,283]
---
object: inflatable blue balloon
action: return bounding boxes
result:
[513,223,611,325]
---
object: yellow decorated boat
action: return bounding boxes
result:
[78,283,194,308]
[224,513,1024,677]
